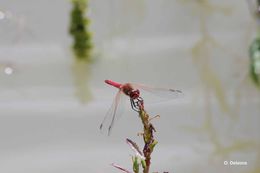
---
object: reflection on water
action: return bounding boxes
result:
[179,1,260,172]
[177,0,231,15]
[72,59,92,104]
[0,62,14,76]
[108,0,145,38]
[192,36,230,113]
[0,10,5,20]
[189,0,231,114]
[0,9,33,44]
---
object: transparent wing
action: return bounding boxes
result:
[131,83,183,99]
[99,90,126,135]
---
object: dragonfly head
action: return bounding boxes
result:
[129,89,140,99]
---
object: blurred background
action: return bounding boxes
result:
[0,0,259,173]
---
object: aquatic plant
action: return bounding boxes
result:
[249,37,260,87]
[69,0,93,103]
[69,0,92,61]
[247,0,260,88]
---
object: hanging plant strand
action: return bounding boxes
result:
[69,0,92,60]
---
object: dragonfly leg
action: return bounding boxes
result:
[130,99,139,112]
[130,97,144,112]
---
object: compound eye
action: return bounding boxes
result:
[135,90,140,95]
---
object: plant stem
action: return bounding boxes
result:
[138,106,157,173]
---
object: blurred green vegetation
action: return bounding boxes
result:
[69,0,92,61]
[249,38,260,88]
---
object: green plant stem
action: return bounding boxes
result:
[138,107,157,173]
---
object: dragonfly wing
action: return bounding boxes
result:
[100,90,126,135]
[132,83,183,99]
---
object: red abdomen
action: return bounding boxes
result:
[105,80,122,89]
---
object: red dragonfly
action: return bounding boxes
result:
[100,80,183,135]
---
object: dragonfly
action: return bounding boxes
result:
[100,79,183,135]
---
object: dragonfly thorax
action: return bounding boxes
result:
[121,83,140,99]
